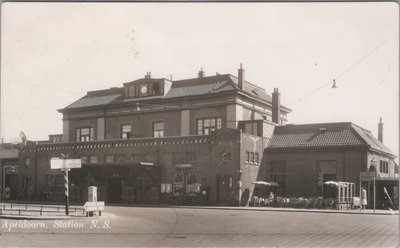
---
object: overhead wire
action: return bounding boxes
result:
[289,32,399,105]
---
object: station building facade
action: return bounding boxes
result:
[17,66,290,206]
[12,66,397,208]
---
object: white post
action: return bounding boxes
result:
[338,183,340,210]
[374,173,376,213]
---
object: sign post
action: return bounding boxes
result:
[62,169,69,216]
[360,171,376,212]
[51,157,81,216]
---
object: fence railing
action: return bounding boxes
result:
[0,203,85,216]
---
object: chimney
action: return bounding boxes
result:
[145,72,151,79]
[272,88,281,124]
[238,63,244,89]
[378,117,383,142]
[198,68,205,78]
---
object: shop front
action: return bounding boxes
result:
[69,163,159,204]
[160,164,208,205]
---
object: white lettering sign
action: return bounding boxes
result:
[84,201,105,212]
[360,172,375,181]
[51,158,82,170]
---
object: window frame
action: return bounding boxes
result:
[244,122,259,136]
[196,117,222,135]
[153,121,165,137]
[121,123,132,139]
[75,127,94,142]
[269,160,287,195]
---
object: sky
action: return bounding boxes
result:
[1,2,399,158]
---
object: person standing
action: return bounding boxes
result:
[361,187,368,210]
[4,185,10,200]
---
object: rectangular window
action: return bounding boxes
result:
[250,152,255,163]
[105,155,114,163]
[197,117,222,135]
[128,85,136,97]
[76,127,94,142]
[244,122,259,136]
[380,160,389,174]
[121,124,132,139]
[89,156,98,164]
[245,151,250,163]
[152,83,162,95]
[185,152,197,162]
[269,161,286,195]
[255,153,259,164]
[153,121,164,137]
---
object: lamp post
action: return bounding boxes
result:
[237,170,242,207]
[370,158,378,212]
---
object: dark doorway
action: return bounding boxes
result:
[5,174,18,200]
[217,176,230,204]
[108,177,122,203]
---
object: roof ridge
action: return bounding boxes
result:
[229,74,265,91]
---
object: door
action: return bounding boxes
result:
[108,177,122,203]
[217,176,230,204]
[5,174,18,200]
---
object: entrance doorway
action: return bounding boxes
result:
[217,176,231,204]
[108,177,122,203]
[5,174,18,200]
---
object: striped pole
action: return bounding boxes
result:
[63,169,69,216]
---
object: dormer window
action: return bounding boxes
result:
[125,81,165,99]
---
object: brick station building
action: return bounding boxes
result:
[17,66,290,206]
[265,122,397,209]
[14,66,397,208]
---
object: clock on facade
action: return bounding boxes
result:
[140,85,148,94]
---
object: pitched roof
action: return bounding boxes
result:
[60,73,291,111]
[164,74,236,99]
[267,122,395,157]
[351,124,394,155]
[63,87,124,109]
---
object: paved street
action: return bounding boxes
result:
[0,206,398,247]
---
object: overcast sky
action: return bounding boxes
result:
[1,2,398,158]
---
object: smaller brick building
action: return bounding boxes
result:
[265,122,397,209]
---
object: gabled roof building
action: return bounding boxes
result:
[13,65,397,209]
[265,122,397,209]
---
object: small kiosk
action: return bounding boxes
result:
[323,181,355,210]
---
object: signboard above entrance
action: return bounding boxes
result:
[50,158,82,170]
[360,171,375,181]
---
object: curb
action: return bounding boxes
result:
[0,215,75,220]
[170,206,399,215]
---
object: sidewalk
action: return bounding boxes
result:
[0,203,397,220]
[174,205,399,215]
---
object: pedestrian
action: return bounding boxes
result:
[361,187,367,210]
[4,185,10,200]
